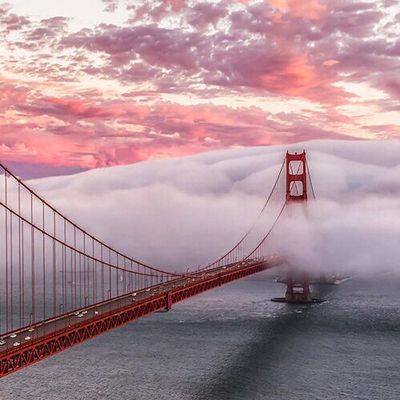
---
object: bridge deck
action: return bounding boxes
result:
[0,256,283,378]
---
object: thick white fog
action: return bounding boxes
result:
[30,140,400,276]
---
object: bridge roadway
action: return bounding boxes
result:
[0,255,283,377]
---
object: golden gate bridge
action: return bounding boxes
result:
[0,150,317,377]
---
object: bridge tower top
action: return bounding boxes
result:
[285,150,307,202]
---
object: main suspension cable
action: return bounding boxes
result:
[0,199,179,278]
[0,162,179,277]
[197,158,286,272]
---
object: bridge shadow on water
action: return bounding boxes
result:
[188,285,336,400]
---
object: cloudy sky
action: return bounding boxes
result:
[1,0,399,178]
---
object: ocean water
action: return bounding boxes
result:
[1,270,399,400]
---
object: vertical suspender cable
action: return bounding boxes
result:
[92,238,96,304]
[5,172,9,332]
[42,202,46,321]
[10,184,14,330]
[18,182,22,329]
[101,245,104,301]
[53,210,56,316]
[116,254,119,297]
[83,234,86,307]
[31,192,35,325]
[108,248,112,299]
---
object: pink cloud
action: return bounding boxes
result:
[378,79,400,100]
[167,0,186,11]
[269,0,327,20]
[323,59,340,67]
[0,0,397,176]
[102,0,119,12]
[0,80,354,172]
[0,5,30,32]
[260,54,321,96]
[238,0,327,20]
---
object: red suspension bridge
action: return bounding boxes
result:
[0,151,317,378]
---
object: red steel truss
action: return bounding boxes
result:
[0,257,282,378]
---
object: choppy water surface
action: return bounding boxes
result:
[1,270,399,400]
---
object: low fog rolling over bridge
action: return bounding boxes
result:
[0,150,317,377]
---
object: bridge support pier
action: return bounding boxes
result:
[166,291,173,311]
[271,272,324,304]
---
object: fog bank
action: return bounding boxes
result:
[30,140,400,275]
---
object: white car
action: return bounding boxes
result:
[10,333,17,338]
[24,336,31,341]
[13,342,20,347]
[0,340,6,346]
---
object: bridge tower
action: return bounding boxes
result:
[272,150,323,304]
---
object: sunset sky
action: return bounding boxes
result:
[0,0,399,178]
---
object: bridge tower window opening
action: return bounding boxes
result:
[289,181,304,197]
